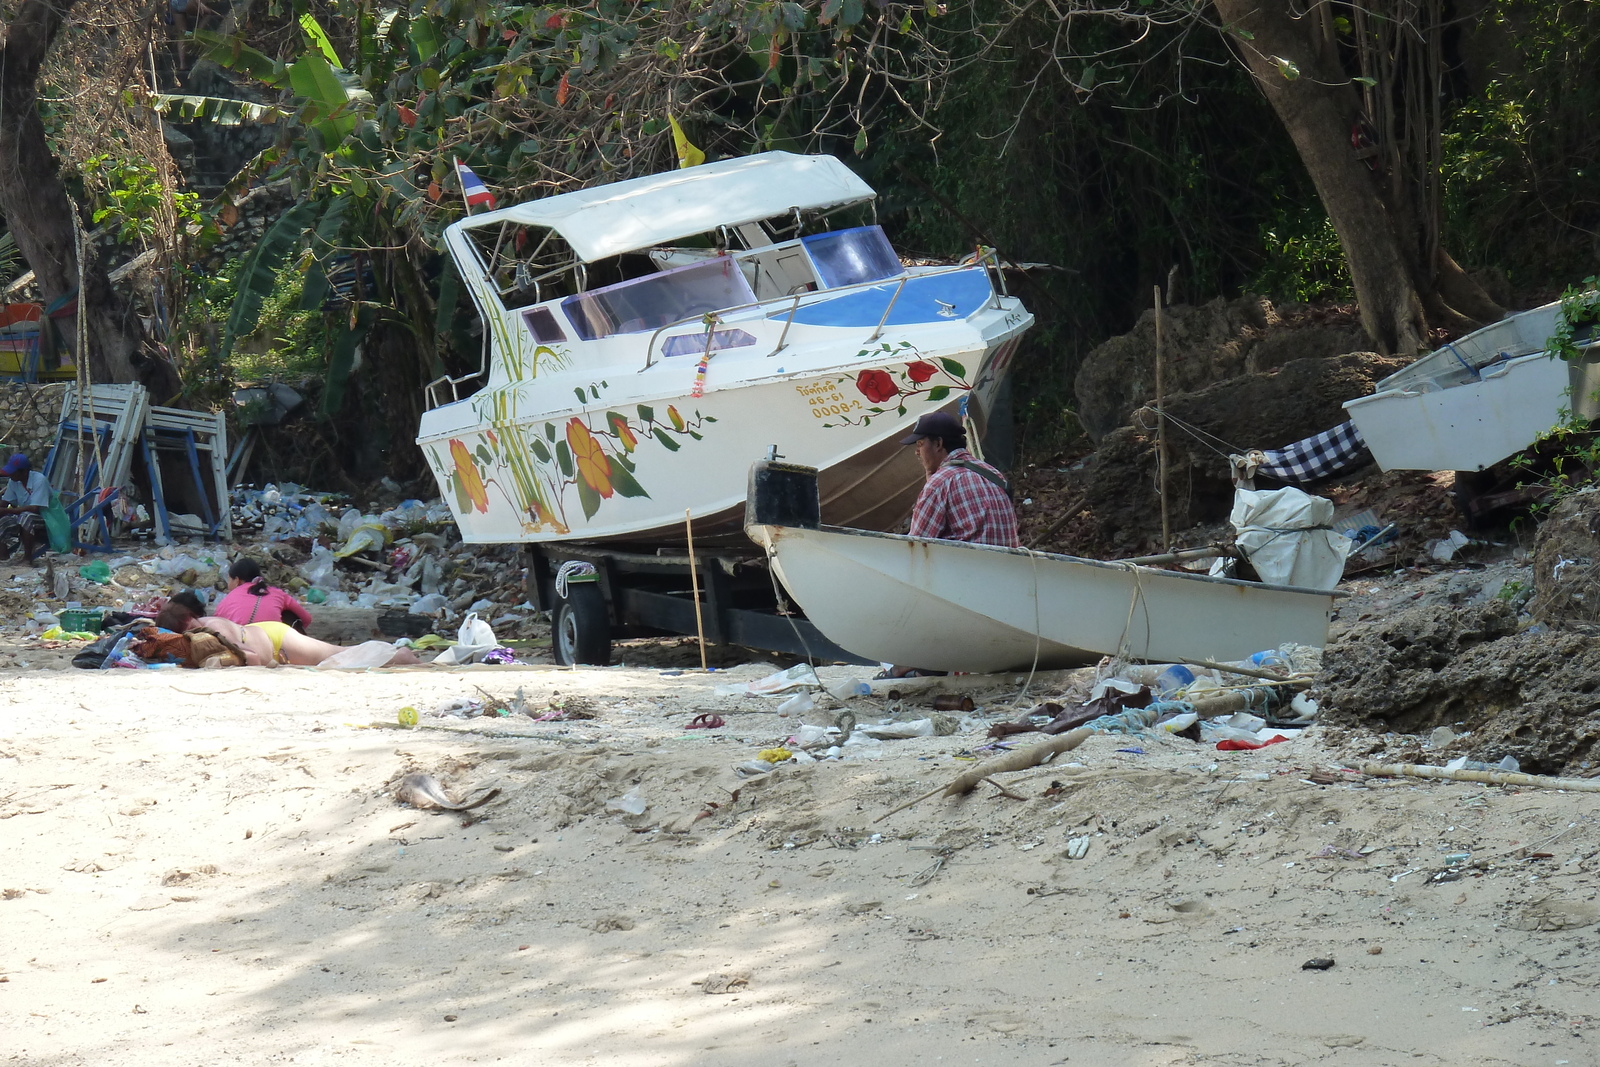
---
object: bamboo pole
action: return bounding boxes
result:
[1361,762,1600,793]
[684,509,708,671]
[1114,544,1229,566]
[1154,285,1170,552]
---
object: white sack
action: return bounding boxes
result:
[1210,486,1352,590]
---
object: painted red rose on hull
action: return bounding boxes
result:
[855,369,901,404]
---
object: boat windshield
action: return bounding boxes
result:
[801,226,903,289]
[561,256,756,340]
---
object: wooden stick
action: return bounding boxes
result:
[684,508,708,671]
[1360,762,1600,792]
[1154,285,1171,553]
[1179,657,1303,684]
[1114,544,1230,566]
[1027,493,1087,549]
[943,727,1094,797]
[984,777,1028,800]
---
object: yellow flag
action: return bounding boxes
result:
[668,115,705,168]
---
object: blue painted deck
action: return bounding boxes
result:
[775,270,993,328]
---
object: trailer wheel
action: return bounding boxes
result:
[553,582,611,666]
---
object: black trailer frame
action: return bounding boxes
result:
[525,542,871,667]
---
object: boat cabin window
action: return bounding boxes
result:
[801,225,903,289]
[560,256,756,341]
[522,306,567,343]
[464,222,586,310]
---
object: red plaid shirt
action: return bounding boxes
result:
[908,448,1020,547]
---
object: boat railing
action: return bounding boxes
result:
[424,369,485,409]
[640,258,1005,371]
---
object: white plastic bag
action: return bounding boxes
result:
[432,612,498,665]
[300,544,339,590]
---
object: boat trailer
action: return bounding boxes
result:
[525,542,870,667]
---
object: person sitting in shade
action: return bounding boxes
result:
[878,413,1020,679]
[0,453,51,563]
[212,558,314,631]
[902,411,1019,548]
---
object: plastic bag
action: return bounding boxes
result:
[334,522,391,559]
[714,663,820,696]
[431,612,498,665]
[78,560,111,584]
[43,490,70,554]
[300,545,338,590]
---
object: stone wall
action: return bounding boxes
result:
[0,382,67,461]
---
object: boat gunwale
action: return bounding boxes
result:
[750,522,1349,600]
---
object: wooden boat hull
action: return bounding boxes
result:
[746,523,1337,673]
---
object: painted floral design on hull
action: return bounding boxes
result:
[430,401,716,535]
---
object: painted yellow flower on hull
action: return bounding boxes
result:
[566,418,614,498]
[449,439,490,513]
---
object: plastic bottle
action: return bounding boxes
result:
[777,691,815,716]
[826,679,872,701]
[1154,664,1196,696]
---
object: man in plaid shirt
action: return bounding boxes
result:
[903,412,1020,548]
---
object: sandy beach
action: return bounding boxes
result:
[3,650,1596,1067]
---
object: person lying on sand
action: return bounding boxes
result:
[158,600,421,667]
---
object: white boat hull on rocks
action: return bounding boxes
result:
[745,503,1337,675]
[416,152,1031,545]
[1343,299,1600,472]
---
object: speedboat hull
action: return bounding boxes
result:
[417,153,1031,545]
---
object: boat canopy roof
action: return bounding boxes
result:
[456,152,875,263]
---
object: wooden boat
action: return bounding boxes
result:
[1343,299,1600,472]
[743,462,1338,674]
[416,152,1032,545]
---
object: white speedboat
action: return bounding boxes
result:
[417,152,1032,544]
[744,463,1337,674]
[1343,299,1599,472]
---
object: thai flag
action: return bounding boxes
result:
[454,158,496,210]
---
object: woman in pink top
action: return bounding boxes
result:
[212,558,314,631]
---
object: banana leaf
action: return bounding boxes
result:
[321,308,374,416]
[221,199,319,362]
[298,196,353,311]
[194,31,286,87]
[149,93,287,125]
[299,12,344,67]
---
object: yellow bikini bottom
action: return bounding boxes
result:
[247,620,292,658]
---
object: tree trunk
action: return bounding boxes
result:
[1211,0,1502,355]
[0,0,141,384]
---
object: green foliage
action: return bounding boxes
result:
[78,154,202,249]
[221,200,320,364]
[1546,276,1600,362]
[877,6,1313,454]
[1442,2,1600,289]
[1250,208,1355,304]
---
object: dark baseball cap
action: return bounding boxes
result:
[899,411,964,445]
[1,454,28,478]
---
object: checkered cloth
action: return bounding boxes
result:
[1255,421,1370,484]
[908,448,1020,547]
